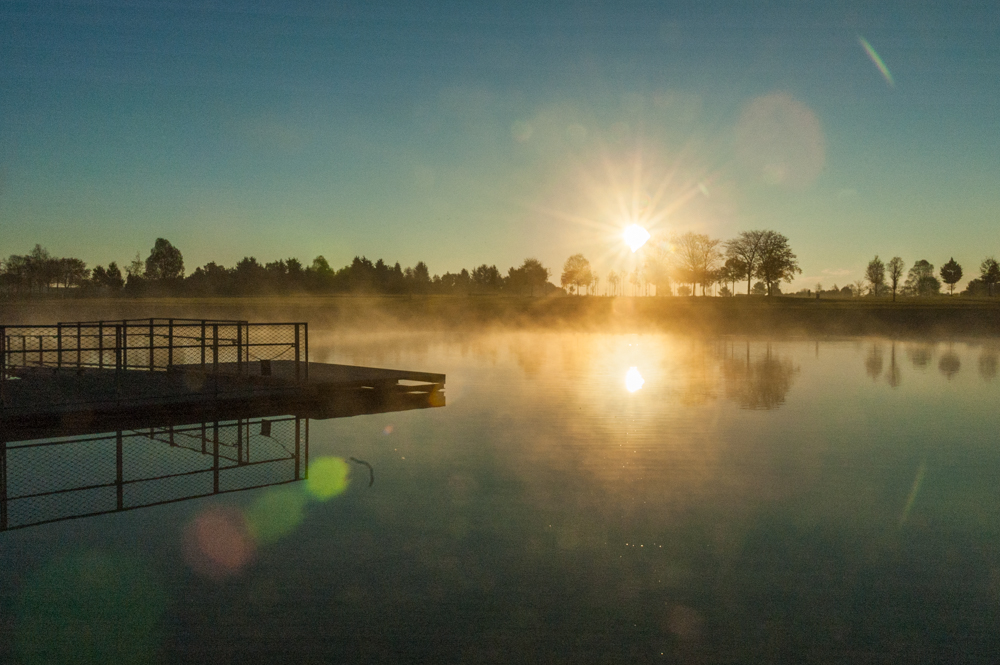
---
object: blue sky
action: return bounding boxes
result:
[1,0,998,290]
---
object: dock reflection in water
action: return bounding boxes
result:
[0,388,443,532]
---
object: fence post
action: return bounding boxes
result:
[38,335,43,368]
[304,418,309,479]
[236,323,243,377]
[213,421,220,494]
[294,416,301,480]
[57,323,62,368]
[237,418,244,465]
[200,320,206,371]
[168,319,174,371]
[0,440,7,530]
[0,325,6,407]
[148,318,154,372]
[122,321,129,372]
[76,323,82,368]
[98,321,104,370]
[116,430,124,511]
[294,324,301,382]
[115,325,123,402]
[303,323,309,382]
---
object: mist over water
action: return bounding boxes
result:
[3,328,1000,662]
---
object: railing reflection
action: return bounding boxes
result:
[0,416,307,531]
[0,382,443,532]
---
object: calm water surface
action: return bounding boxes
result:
[3,331,1000,663]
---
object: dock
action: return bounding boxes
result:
[0,318,445,434]
[0,318,446,531]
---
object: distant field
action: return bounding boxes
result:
[3,295,1000,337]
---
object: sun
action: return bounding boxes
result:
[623,224,651,253]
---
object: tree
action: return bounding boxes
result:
[724,230,767,295]
[939,258,962,295]
[754,231,800,295]
[980,257,1000,297]
[561,254,593,295]
[886,256,905,301]
[607,270,618,296]
[145,238,184,280]
[864,256,886,297]
[518,258,550,296]
[506,258,549,296]
[672,232,722,295]
[904,260,941,296]
[471,264,503,292]
[720,257,744,296]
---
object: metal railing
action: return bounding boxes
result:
[0,415,308,531]
[0,319,309,408]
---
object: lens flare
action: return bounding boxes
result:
[858,35,894,87]
[624,225,651,252]
[183,507,255,579]
[306,456,351,500]
[625,367,645,392]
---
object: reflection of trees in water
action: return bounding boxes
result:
[677,340,722,406]
[938,351,961,380]
[722,342,798,410]
[865,342,902,387]
[906,344,933,369]
[865,344,884,380]
[886,342,902,388]
[980,352,998,381]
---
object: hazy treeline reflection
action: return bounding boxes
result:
[863,340,1000,384]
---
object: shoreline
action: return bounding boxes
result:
[2,295,1000,338]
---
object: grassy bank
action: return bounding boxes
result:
[3,295,1000,337]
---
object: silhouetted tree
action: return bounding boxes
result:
[642,239,672,296]
[887,256,905,301]
[561,254,593,295]
[754,231,800,295]
[471,264,503,292]
[980,257,1000,297]
[724,230,768,295]
[520,258,550,296]
[672,232,722,295]
[719,257,744,296]
[904,260,940,296]
[865,255,886,297]
[145,238,184,280]
[939,257,962,295]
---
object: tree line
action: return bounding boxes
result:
[851,255,1000,300]
[0,239,558,298]
[560,230,802,297]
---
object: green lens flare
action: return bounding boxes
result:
[858,36,894,87]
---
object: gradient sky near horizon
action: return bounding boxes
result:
[1,0,998,291]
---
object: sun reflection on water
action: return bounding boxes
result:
[625,366,645,392]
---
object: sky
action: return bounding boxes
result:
[1,0,998,291]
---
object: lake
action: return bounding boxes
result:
[3,331,1000,663]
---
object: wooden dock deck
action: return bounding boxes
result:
[0,319,445,431]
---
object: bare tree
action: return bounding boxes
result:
[672,232,722,295]
[980,257,1000,297]
[561,254,593,295]
[865,255,886,297]
[886,256,905,301]
[724,230,767,295]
